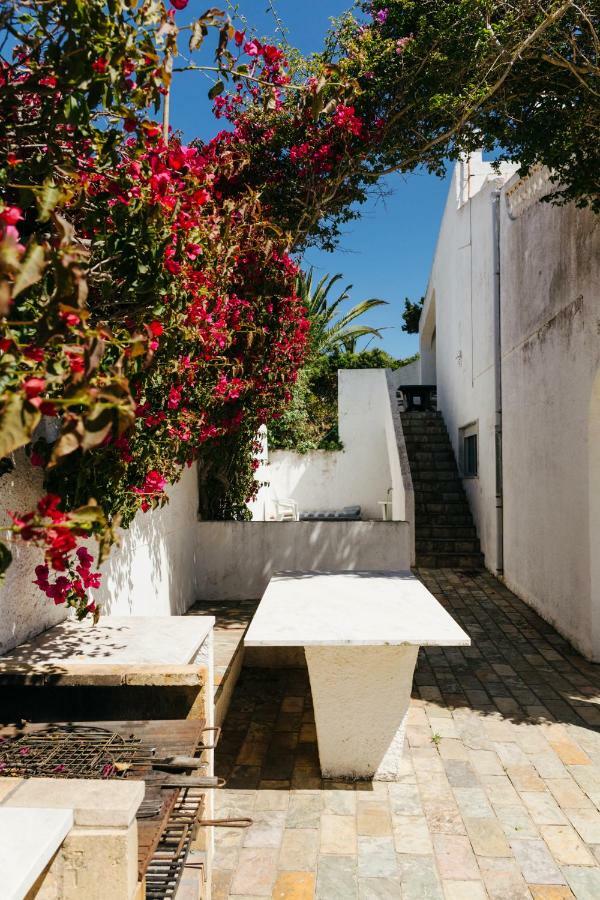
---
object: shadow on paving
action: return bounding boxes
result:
[215,568,600,791]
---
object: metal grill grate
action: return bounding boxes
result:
[145,787,204,899]
[0,725,144,778]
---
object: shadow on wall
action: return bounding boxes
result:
[195,520,412,601]
[93,463,201,617]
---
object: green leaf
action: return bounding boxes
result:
[208,80,225,99]
[0,541,12,585]
[36,181,62,222]
[12,242,47,298]
[0,394,41,458]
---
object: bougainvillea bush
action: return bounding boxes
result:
[0,0,315,616]
[1,0,596,617]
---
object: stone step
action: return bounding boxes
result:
[403,433,451,446]
[416,551,485,569]
[399,409,442,420]
[409,462,459,476]
[416,537,482,555]
[415,491,468,505]
[416,507,474,519]
[402,425,449,438]
[417,524,477,539]
[411,450,457,464]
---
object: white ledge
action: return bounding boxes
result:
[0,806,73,900]
[0,615,215,668]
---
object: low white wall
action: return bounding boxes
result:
[0,453,67,654]
[384,372,415,562]
[251,369,396,521]
[194,520,411,600]
[395,359,421,386]
[94,464,202,617]
[0,462,202,653]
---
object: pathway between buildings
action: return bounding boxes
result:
[211,568,600,899]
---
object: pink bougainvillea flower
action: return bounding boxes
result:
[169,0,189,7]
[91,57,108,74]
[396,35,413,54]
[22,376,46,399]
[375,9,389,25]
[76,546,94,568]
[0,206,23,226]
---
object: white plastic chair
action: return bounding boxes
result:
[273,498,299,521]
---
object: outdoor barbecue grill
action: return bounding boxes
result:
[0,720,222,899]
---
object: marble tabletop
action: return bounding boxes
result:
[244,571,470,648]
[0,616,215,668]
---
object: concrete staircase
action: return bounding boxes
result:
[399,409,485,569]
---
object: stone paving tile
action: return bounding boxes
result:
[315,855,357,899]
[211,570,600,897]
[510,838,567,885]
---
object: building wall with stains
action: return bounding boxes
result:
[500,174,600,659]
[422,157,600,659]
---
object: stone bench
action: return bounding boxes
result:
[0,615,214,722]
[244,570,470,780]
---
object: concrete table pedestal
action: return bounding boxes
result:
[245,571,470,781]
[306,644,418,779]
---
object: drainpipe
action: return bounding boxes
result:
[491,191,504,575]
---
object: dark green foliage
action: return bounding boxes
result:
[401,296,424,334]
[269,348,413,452]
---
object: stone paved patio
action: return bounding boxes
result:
[211,568,600,899]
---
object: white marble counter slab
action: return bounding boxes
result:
[244,571,470,647]
[0,806,73,899]
[0,616,215,668]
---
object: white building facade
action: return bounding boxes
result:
[416,153,600,660]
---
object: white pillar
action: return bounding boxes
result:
[305,644,418,780]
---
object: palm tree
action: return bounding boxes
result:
[297,269,388,355]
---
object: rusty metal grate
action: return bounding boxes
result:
[145,786,204,899]
[0,725,144,778]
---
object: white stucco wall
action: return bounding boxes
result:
[0,462,202,653]
[251,368,396,521]
[500,177,600,659]
[421,154,517,571]
[420,155,600,659]
[194,520,411,601]
[94,463,202,617]
[0,453,67,654]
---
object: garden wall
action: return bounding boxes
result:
[193,520,412,601]
[250,368,402,521]
[0,462,201,653]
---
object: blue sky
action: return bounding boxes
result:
[169,1,452,361]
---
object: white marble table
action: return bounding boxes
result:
[0,806,73,899]
[245,571,470,779]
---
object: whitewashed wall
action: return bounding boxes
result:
[419,155,600,660]
[251,369,396,521]
[194,520,411,600]
[420,154,517,572]
[94,464,201,617]
[500,175,600,660]
[0,453,67,654]
[0,463,202,653]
